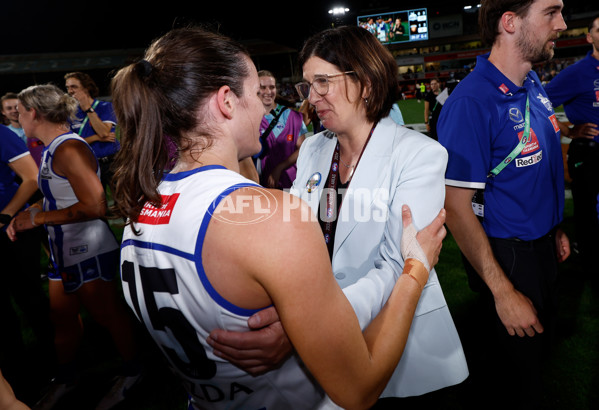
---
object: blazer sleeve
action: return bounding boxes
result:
[343,137,448,329]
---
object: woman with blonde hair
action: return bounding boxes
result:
[8,84,140,410]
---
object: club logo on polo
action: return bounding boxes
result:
[509,107,524,123]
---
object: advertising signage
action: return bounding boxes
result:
[357,8,429,45]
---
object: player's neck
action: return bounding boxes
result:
[489,46,532,87]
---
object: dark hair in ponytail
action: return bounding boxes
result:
[110,26,250,228]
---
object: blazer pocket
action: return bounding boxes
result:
[414,281,448,317]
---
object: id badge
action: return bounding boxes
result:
[471,189,484,218]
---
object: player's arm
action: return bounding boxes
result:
[444,185,543,338]
[212,190,439,408]
[11,140,106,232]
[0,369,28,410]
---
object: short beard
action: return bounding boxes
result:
[517,28,555,64]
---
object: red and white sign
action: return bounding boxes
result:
[138,193,180,225]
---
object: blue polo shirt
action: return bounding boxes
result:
[1,125,30,212]
[438,53,564,241]
[544,51,599,142]
[70,99,119,158]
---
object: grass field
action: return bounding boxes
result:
[5,102,597,409]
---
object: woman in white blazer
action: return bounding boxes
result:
[209,25,468,403]
[292,25,468,402]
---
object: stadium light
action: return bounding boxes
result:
[329,7,350,15]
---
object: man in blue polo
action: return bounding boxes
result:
[545,15,599,272]
[437,0,570,407]
[65,72,119,193]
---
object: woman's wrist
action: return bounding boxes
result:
[29,207,42,226]
[402,258,428,290]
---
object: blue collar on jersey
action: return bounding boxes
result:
[163,164,227,181]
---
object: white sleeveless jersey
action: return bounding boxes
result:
[39,133,118,268]
[120,165,324,410]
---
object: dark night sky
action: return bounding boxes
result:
[2,1,488,55]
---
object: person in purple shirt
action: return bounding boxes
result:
[545,14,599,271]
[254,70,307,189]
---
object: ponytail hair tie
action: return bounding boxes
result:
[135,59,153,79]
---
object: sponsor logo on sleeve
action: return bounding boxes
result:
[548,114,560,133]
[138,193,180,225]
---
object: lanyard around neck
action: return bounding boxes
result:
[77,100,100,136]
[488,94,530,178]
[319,124,376,256]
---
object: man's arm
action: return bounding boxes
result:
[557,120,599,140]
[1,154,38,221]
[78,100,113,140]
[445,185,543,337]
[83,132,117,144]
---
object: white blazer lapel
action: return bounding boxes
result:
[295,132,337,212]
[332,119,396,259]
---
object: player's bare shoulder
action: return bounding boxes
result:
[210,186,316,229]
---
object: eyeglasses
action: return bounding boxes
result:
[295,71,355,100]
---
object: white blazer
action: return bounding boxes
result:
[290,116,469,398]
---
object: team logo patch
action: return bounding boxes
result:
[509,107,524,123]
[518,128,540,155]
[138,193,180,225]
[516,150,543,167]
[499,84,509,94]
[536,93,553,111]
[548,114,560,133]
[40,163,52,180]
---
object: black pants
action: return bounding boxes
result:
[567,138,599,271]
[462,232,558,409]
[0,227,54,383]
[99,154,116,195]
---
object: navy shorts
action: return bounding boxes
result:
[48,248,119,293]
